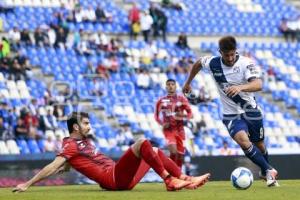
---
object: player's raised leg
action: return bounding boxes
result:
[156,148,210,189]
[114,138,192,191]
[233,131,278,186]
[246,113,279,186]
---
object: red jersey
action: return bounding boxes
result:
[57,137,115,188]
[154,94,192,130]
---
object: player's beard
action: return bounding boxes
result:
[79,127,89,138]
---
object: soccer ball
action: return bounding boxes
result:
[230,167,254,190]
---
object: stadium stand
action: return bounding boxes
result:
[0,0,299,158]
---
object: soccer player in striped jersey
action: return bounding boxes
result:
[183,36,279,187]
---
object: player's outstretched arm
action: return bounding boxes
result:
[12,156,67,193]
[182,59,203,94]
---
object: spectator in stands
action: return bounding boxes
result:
[161,0,186,11]
[72,28,82,48]
[267,66,277,82]
[173,57,190,74]
[9,59,25,81]
[149,3,160,40]
[0,57,10,76]
[95,5,112,23]
[86,61,95,74]
[88,32,99,51]
[96,61,110,79]
[14,118,28,139]
[91,78,104,97]
[125,55,140,72]
[157,9,168,41]
[44,135,56,152]
[76,38,93,56]
[61,86,78,102]
[187,85,211,106]
[28,99,38,117]
[53,105,67,121]
[22,58,33,80]
[0,101,9,119]
[23,110,40,139]
[74,6,84,23]
[46,27,56,47]
[152,54,169,72]
[83,6,96,22]
[43,108,58,131]
[150,5,168,41]
[34,27,48,46]
[279,17,297,42]
[109,54,120,72]
[8,27,21,49]
[140,10,153,43]
[136,69,152,89]
[0,37,10,59]
[99,32,109,51]
[128,3,141,40]
[219,140,236,156]
[54,27,67,49]
[54,134,63,152]
[42,90,55,106]
[20,29,33,45]
[107,38,120,54]
[176,33,189,49]
[102,54,119,73]
[117,123,134,147]
[196,116,206,135]
[7,107,17,130]
[0,117,9,140]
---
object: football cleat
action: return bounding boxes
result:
[182,173,211,190]
[266,169,279,187]
[165,176,192,191]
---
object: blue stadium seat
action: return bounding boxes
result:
[16,140,30,154]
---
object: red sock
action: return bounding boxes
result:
[175,153,184,169]
[158,149,181,178]
[140,140,166,178]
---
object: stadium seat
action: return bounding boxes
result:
[27,139,41,154]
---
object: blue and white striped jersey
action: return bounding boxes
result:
[200,55,262,115]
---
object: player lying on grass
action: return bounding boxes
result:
[13,112,210,193]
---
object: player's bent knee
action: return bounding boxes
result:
[153,147,158,153]
[135,138,146,146]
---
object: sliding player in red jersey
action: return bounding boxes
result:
[13,112,209,193]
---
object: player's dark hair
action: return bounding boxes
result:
[219,36,237,52]
[166,79,176,84]
[67,112,89,133]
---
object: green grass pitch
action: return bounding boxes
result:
[1,180,300,200]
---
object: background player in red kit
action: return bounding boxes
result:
[13,112,209,193]
[155,79,193,169]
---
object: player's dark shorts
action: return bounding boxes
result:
[222,110,264,143]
